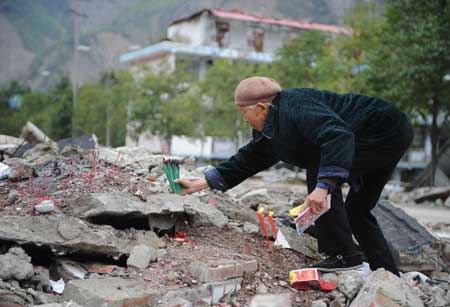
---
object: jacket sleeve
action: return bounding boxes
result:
[205,134,279,191]
[292,97,354,183]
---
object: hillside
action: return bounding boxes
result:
[0,0,377,91]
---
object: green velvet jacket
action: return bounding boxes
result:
[205,88,410,191]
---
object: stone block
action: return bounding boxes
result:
[127,245,157,270]
[184,198,228,228]
[240,259,258,273]
[208,278,242,305]
[0,246,34,281]
[350,269,424,307]
[321,270,364,300]
[188,260,243,282]
[63,277,161,307]
[0,216,160,260]
[238,189,272,209]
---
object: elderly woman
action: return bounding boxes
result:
[176,76,413,276]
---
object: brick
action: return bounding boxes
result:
[240,259,258,273]
[159,278,242,306]
[208,278,242,305]
[188,260,243,282]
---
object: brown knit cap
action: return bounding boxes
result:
[234,76,281,106]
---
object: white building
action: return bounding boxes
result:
[120,9,350,79]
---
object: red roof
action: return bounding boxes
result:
[171,9,351,35]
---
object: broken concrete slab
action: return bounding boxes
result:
[184,197,228,228]
[0,216,160,258]
[398,243,442,272]
[70,192,185,218]
[0,246,34,281]
[350,269,424,307]
[70,192,227,228]
[63,277,162,307]
[2,158,33,181]
[59,145,86,158]
[414,187,450,203]
[249,294,292,307]
[188,260,245,282]
[97,146,166,170]
[425,285,450,307]
[277,226,320,260]
[0,278,57,306]
[159,285,211,306]
[127,245,157,270]
[242,223,259,234]
[238,188,273,209]
[373,201,435,252]
[57,134,97,152]
[208,278,242,305]
[148,213,184,232]
[445,196,450,208]
[55,259,88,281]
[321,270,364,301]
[200,193,260,225]
[21,122,53,145]
[23,143,59,165]
[157,278,243,306]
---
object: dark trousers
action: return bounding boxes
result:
[306,115,414,276]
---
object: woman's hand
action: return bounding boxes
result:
[174,178,209,195]
[305,187,328,215]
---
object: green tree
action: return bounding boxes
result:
[48,76,72,140]
[199,59,271,144]
[0,81,30,136]
[130,61,194,148]
[271,31,329,89]
[314,3,381,93]
[74,70,134,147]
[367,0,450,185]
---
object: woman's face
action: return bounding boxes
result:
[239,103,269,132]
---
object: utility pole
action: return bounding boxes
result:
[70,0,88,137]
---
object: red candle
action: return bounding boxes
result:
[268,211,277,239]
[257,207,269,239]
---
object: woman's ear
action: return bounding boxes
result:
[256,102,268,112]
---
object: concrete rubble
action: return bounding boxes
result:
[350,268,425,307]
[321,270,365,301]
[0,215,161,257]
[70,191,229,229]
[127,244,158,269]
[0,246,34,281]
[0,129,449,306]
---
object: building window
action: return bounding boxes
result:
[251,28,264,52]
[287,32,298,44]
[216,22,230,47]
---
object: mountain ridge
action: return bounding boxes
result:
[0,0,374,91]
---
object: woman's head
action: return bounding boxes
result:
[234,76,281,131]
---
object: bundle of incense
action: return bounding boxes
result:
[163,157,182,194]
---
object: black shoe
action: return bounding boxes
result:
[312,254,363,272]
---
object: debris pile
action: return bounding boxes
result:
[0,126,449,306]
